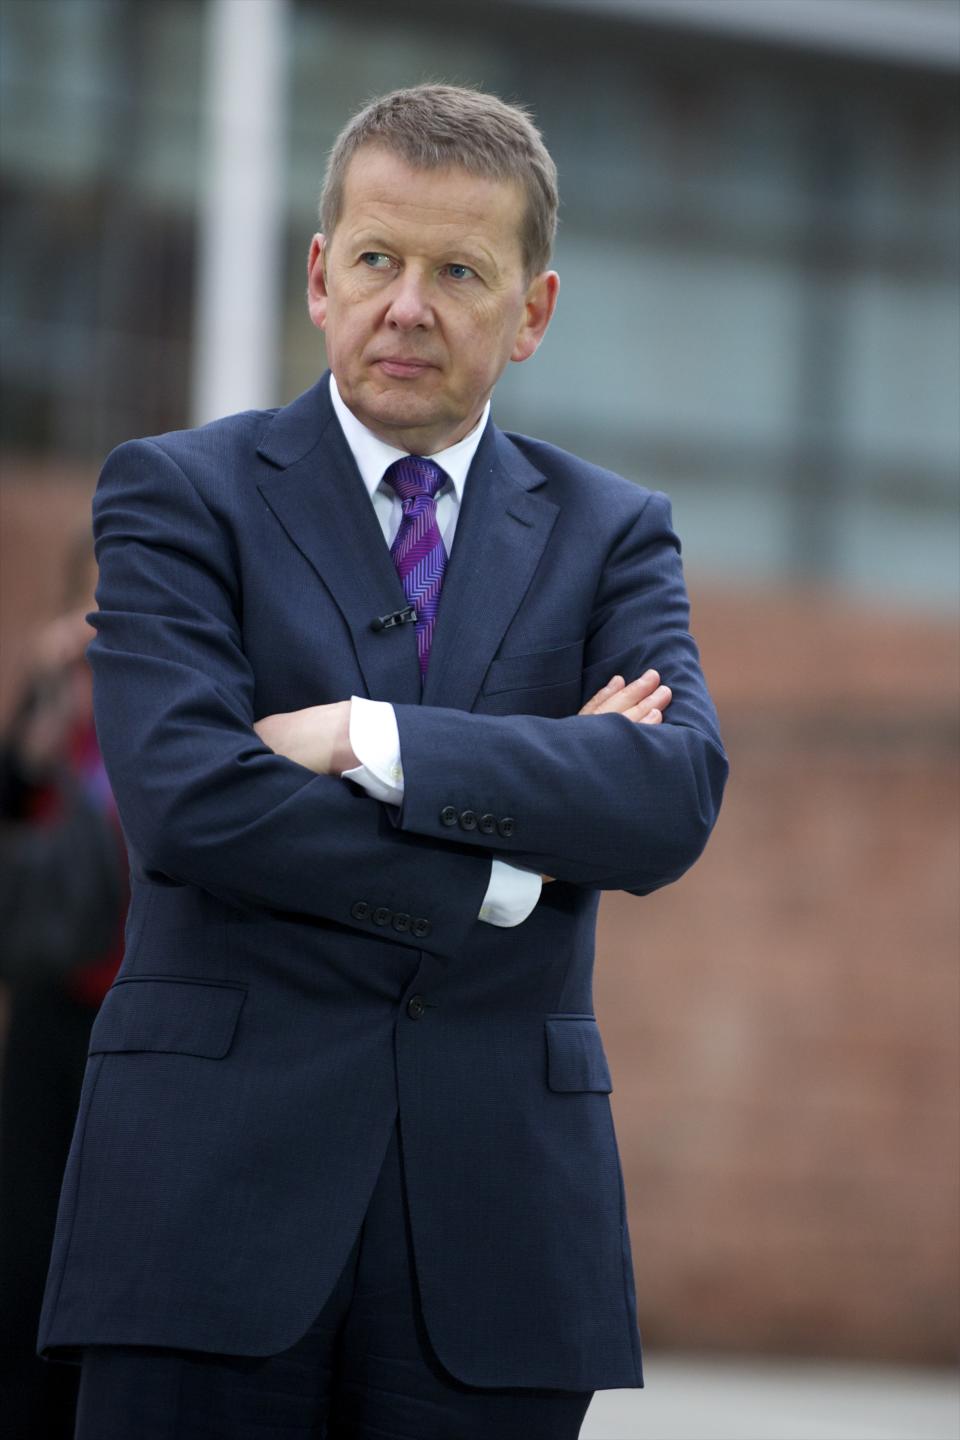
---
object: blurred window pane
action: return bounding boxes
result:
[0,0,202,459]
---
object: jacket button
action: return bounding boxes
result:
[406,994,426,1020]
[440,806,459,827]
[479,813,496,834]
[497,816,516,838]
[412,917,432,939]
[459,809,478,831]
[372,906,392,926]
[351,901,370,921]
[392,912,411,933]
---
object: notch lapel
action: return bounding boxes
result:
[423,426,558,713]
[255,379,421,705]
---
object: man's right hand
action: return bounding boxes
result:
[578,670,672,724]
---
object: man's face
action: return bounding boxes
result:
[307,146,558,455]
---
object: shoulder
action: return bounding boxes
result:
[108,406,280,477]
[94,413,278,527]
[101,375,335,496]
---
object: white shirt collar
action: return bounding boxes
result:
[329,373,490,501]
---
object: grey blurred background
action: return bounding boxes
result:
[1,0,958,1435]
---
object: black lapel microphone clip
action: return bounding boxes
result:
[371,605,418,633]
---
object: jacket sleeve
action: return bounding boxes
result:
[392,490,728,894]
[88,438,491,958]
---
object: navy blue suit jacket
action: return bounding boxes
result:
[39,375,727,1389]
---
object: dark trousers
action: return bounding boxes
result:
[74,1124,594,1439]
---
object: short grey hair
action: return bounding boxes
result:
[319,83,559,279]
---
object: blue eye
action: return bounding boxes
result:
[360,252,392,269]
[446,263,476,281]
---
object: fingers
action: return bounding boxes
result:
[578,674,626,716]
[627,684,672,722]
[580,670,658,716]
[579,670,672,724]
[608,674,668,716]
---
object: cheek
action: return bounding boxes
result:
[477,297,525,355]
[324,308,364,364]
[470,323,521,383]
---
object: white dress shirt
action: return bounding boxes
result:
[329,374,542,928]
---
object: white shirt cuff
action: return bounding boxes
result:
[478,861,542,928]
[341,695,403,805]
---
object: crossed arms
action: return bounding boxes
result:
[88,436,727,960]
[254,673,673,899]
[252,671,674,778]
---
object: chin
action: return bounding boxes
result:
[366,390,439,428]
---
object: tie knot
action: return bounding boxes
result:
[385,455,447,504]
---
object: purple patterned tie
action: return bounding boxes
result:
[386,455,448,677]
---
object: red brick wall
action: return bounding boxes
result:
[0,461,98,726]
[597,586,959,1363]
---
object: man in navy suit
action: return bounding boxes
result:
[41,85,727,1437]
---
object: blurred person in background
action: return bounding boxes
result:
[0,533,127,1440]
[38,85,726,1438]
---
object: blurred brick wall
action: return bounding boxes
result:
[3,463,958,1364]
[0,462,99,1055]
[597,586,959,1365]
[0,460,97,727]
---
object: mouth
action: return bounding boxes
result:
[374,357,436,379]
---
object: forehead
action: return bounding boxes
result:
[336,146,527,259]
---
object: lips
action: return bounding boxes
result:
[375,357,435,378]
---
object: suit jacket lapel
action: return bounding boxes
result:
[255,379,559,712]
[255,377,421,705]
[423,424,559,712]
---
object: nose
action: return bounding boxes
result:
[384,268,434,331]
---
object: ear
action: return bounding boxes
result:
[307,234,329,331]
[511,270,560,364]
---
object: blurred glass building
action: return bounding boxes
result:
[2,0,957,611]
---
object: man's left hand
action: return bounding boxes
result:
[254,701,357,775]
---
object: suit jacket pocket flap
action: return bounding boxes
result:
[89,978,246,1059]
[483,639,584,696]
[545,1017,613,1093]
